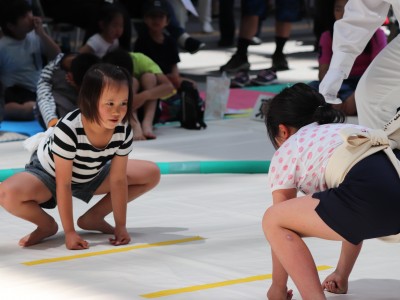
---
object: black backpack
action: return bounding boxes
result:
[179,80,207,130]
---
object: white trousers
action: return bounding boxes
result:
[355,34,400,129]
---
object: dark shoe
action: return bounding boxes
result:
[220,54,250,73]
[230,71,250,88]
[251,69,277,86]
[272,53,289,71]
[184,37,205,54]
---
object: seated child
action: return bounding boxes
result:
[308,0,387,116]
[37,52,101,128]
[134,0,197,90]
[79,2,125,58]
[134,0,203,123]
[0,0,60,121]
[103,48,175,140]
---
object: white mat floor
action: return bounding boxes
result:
[0,118,399,300]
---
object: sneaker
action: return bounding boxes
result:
[272,53,289,71]
[220,54,250,73]
[184,37,205,54]
[249,36,262,45]
[230,71,250,88]
[251,69,277,86]
[202,22,214,33]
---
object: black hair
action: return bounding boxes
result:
[102,48,134,76]
[0,0,32,37]
[70,53,101,87]
[263,83,346,149]
[97,2,124,32]
[78,63,134,124]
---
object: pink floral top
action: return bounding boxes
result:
[268,122,367,194]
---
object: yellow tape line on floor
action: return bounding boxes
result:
[141,265,333,298]
[22,236,205,266]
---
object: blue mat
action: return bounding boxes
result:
[0,120,43,137]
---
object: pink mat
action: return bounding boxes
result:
[200,88,275,110]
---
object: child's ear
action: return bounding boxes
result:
[66,72,77,88]
[278,124,291,139]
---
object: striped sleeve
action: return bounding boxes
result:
[116,123,133,156]
[37,53,64,126]
[51,112,78,160]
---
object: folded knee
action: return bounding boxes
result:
[147,162,161,187]
[262,206,278,239]
[0,186,17,209]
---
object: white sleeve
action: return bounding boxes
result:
[331,0,390,76]
[320,0,390,103]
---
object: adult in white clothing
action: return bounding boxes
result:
[319,0,398,129]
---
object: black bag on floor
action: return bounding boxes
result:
[179,80,207,130]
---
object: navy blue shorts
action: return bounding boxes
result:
[275,0,304,22]
[25,151,111,209]
[314,150,400,245]
[241,0,266,16]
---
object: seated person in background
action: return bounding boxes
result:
[79,2,125,58]
[0,0,60,121]
[120,0,205,54]
[308,0,387,116]
[36,52,101,129]
[134,0,196,89]
[103,48,174,140]
[40,0,132,51]
[134,0,200,123]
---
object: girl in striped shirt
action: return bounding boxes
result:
[0,63,160,250]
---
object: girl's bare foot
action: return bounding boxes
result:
[77,215,114,234]
[19,220,58,247]
[267,285,293,300]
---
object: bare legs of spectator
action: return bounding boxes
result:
[219,15,259,73]
[272,21,292,71]
[197,0,214,33]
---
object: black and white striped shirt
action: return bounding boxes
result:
[38,109,133,184]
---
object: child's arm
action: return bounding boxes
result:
[108,154,131,246]
[37,54,64,128]
[321,241,362,294]
[54,154,89,250]
[133,73,175,110]
[318,63,330,81]
[78,44,95,55]
[33,16,61,61]
[267,188,297,299]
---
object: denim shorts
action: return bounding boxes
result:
[25,151,111,209]
[241,0,266,17]
[275,0,304,22]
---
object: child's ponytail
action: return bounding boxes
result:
[263,83,345,148]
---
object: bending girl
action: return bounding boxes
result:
[262,83,400,299]
[0,63,160,250]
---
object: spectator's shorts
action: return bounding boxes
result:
[275,0,304,22]
[241,0,266,17]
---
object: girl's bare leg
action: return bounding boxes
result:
[77,160,160,232]
[263,195,345,300]
[0,173,58,246]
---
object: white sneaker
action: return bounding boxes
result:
[202,22,214,33]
